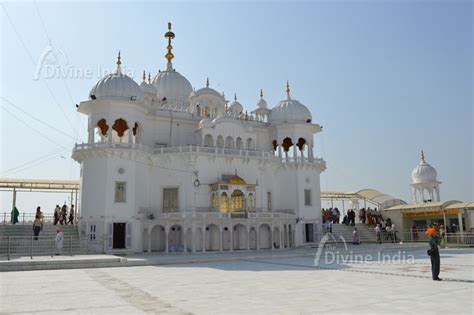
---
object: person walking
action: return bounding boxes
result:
[61,204,68,225]
[32,215,43,240]
[68,205,75,225]
[375,224,382,244]
[53,205,60,225]
[55,227,64,255]
[426,225,442,281]
[11,207,19,224]
[352,227,360,245]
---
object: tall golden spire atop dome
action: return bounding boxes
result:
[148,72,151,84]
[142,70,146,82]
[260,89,264,98]
[164,22,175,64]
[421,149,426,162]
[116,50,122,65]
[206,77,209,88]
[286,80,290,97]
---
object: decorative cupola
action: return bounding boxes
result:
[411,150,441,203]
[89,51,144,102]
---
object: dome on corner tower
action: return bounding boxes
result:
[89,51,144,103]
[412,150,438,184]
[268,82,311,124]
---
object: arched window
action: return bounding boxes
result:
[132,122,140,144]
[247,193,255,211]
[225,136,234,149]
[216,135,224,148]
[204,134,213,147]
[236,137,243,150]
[230,190,244,212]
[282,137,293,152]
[246,138,254,151]
[220,192,228,212]
[211,192,219,208]
[112,118,129,143]
[95,119,108,142]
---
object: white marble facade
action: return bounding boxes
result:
[72,24,326,253]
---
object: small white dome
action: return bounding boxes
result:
[229,94,243,115]
[152,63,192,104]
[412,152,438,184]
[256,89,268,109]
[269,95,312,124]
[90,72,144,103]
[194,87,222,99]
[212,115,236,125]
[256,98,267,109]
[140,81,157,96]
[198,116,214,129]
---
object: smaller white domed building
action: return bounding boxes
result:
[411,150,441,203]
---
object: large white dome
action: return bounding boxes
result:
[89,62,144,102]
[269,96,312,124]
[152,63,192,104]
[412,152,438,184]
[229,94,243,115]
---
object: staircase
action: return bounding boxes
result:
[329,223,394,244]
[0,224,82,256]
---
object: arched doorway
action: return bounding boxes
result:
[233,224,247,250]
[258,224,272,249]
[249,227,257,250]
[222,227,231,251]
[195,228,203,252]
[273,227,281,249]
[283,225,288,248]
[142,228,149,252]
[185,228,193,253]
[204,134,213,147]
[288,225,293,248]
[150,225,166,252]
[205,224,220,251]
[168,224,183,252]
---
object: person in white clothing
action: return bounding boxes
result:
[55,227,64,255]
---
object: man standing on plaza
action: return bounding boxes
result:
[426,224,442,281]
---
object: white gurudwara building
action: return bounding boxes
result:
[72,23,326,253]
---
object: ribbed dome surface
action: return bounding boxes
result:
[152,65,192,104]
[412,161,438,184]
[90,72,144,102]
[268,96,312,124]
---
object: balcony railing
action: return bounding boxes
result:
[137,209,296,220]
[74,142,325,165]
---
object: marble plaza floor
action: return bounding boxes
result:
[0,247,473,314]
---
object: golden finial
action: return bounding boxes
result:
[148,72,151,84]
[421,150,426,162]
[116,50,122,65]
[260,89,263,98]
[142,70,146,82]
[286,80,290,97]
[206,77,209,88]
[234,93,237,101]
[245,110,248,121]
[164,22,175,63]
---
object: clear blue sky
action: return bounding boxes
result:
[1,0,472,214]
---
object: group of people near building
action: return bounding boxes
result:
[322,208,340,224]
[374,218,397,243]
[54,204,75,226]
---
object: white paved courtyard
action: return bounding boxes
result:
[0,247,473,314]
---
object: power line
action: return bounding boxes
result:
[0,105,71,150]
[0,148,69,177]
[0,96,77,141]
[1,4,80,139]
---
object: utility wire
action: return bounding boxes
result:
[1,96,77,141]
[1,4,80,139]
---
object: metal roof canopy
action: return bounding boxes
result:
[322,189,406,209]
[0,178,79,191]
